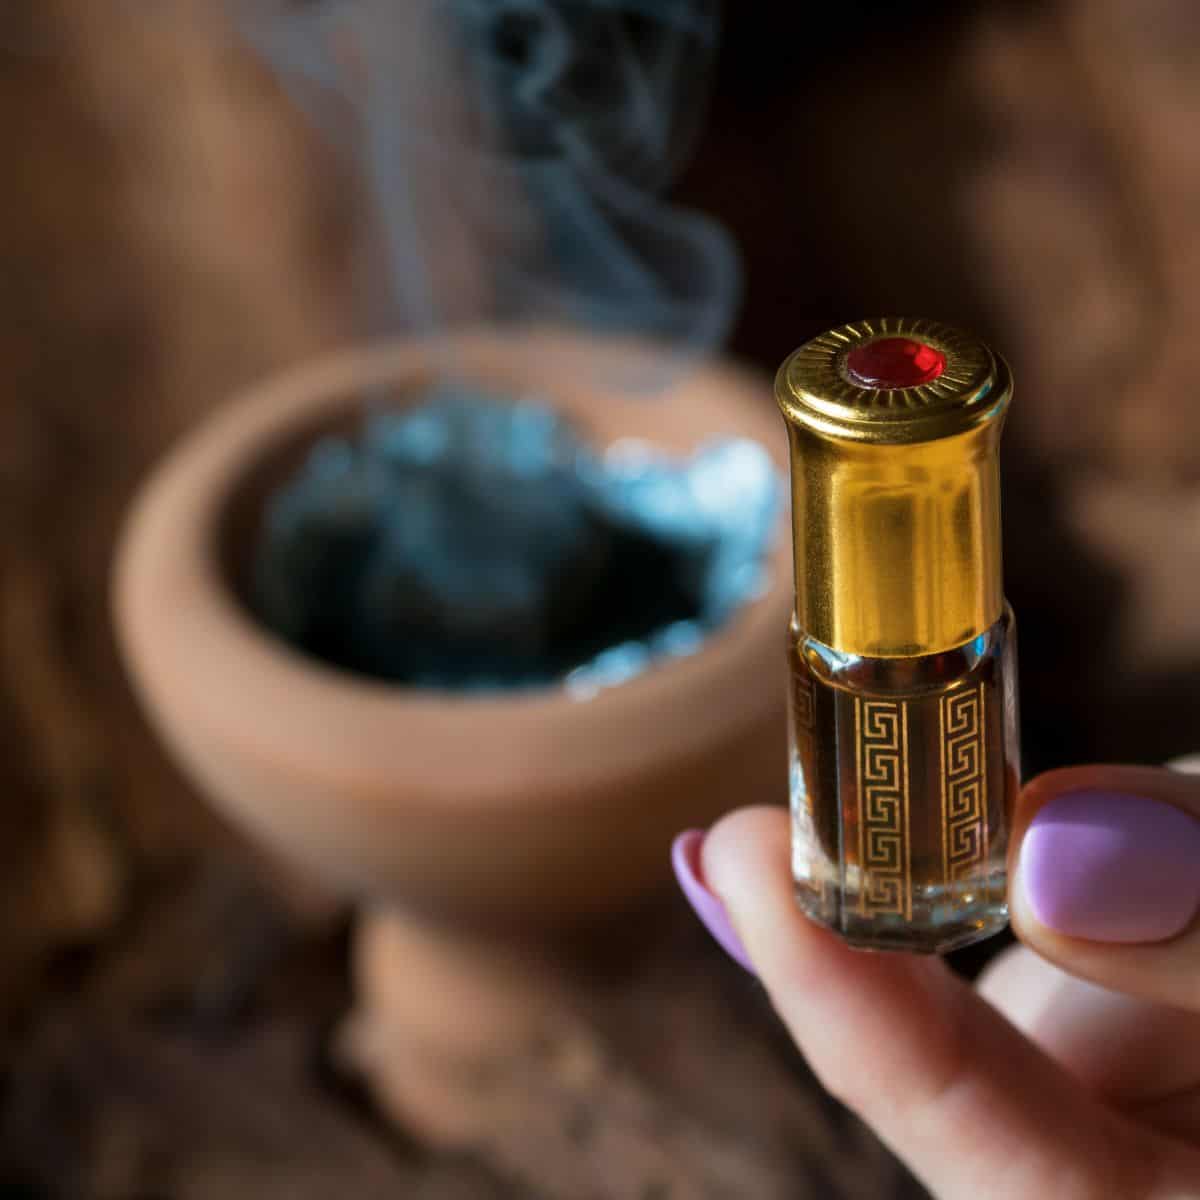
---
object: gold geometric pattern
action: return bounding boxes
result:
[855,698,911,918]
[792,671,815,730]
[940,684,988,899]
[789,672,825,904]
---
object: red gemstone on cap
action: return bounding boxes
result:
[846,337,946,389]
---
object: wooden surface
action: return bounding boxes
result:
[1,1,1198,1195]
[0,854,918,1198]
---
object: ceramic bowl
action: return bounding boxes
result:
[114,329,790,931]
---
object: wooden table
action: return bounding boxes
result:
[1,847,923,1199]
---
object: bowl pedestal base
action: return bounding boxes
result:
[338,904,598,1149]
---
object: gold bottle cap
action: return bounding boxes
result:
[776,318,1012,658]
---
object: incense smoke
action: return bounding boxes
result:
[234,0,739,363]
[239,0,777,695]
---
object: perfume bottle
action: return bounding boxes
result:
[775,319,1020,953]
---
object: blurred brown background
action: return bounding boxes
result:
[1,0,1197,1196]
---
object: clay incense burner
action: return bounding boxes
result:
[114,328,789,1137]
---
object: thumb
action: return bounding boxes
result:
[1009,761,1200,1009]
[682,807,1163,1200]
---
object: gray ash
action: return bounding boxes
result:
[252,389,778,695]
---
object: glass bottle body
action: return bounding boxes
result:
[788,608,1019,953]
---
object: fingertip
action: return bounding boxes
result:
[700,805,853,999]
[701,805,922,1014]
[1010,765,1200,908]
[1013,778,1200,943]
[1009,767,1200,1008]
[700,804,790,903]
[671,828,756,972]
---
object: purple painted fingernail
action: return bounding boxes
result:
[1020,791,1200,943]
[671,830,755,972]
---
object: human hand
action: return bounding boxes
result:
[672,761,1200,1198]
